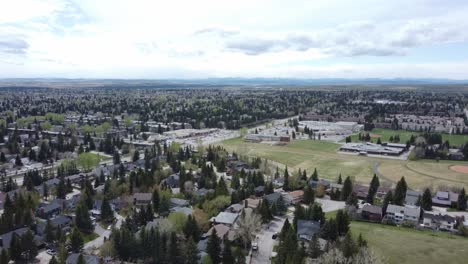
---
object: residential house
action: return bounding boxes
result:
[423,213,456,231]
[66,253,100,264]
[170,206,193,216]
[37,215,72,236]
[254,186,265,197]
[169,198,189,209]
[309,179,331,189]
[205,224,236,241]
[432,191,458,207]
[36,199,64,219]
[162,173,180,189]
[264,192,282,206]
[244,198,261,210]
[226,203,244,214]
[361,204,383,222]
[133,193,152,206]
[210,212,239,227]
[353,184,369,199]
[296,220,321,241]
[384,205,421,225]
[0,228,43,251]
[288,190,304,204]
[405,190,422,206]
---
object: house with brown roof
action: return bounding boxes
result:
[288,190,304,204]
[133,192,152,206]
[361,204,383,222]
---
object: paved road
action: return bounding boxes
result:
[84,213,124,253]
[250,210,294,264]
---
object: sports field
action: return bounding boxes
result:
[350,221,468,264]
[220,137,468,189]
[349,128,468,147]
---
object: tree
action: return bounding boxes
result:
[303,185,315,204]
[215,177,228,196]
[421,188,432,211]
[458,188,467,211]
[77,254,86,264]
[341,176,353,201]
[222,238,234,264]
[283,166,290,191]
[77,152,100,172]
[207,228,221,264]
[382,190,393,215]
[101,198,114,222]
[393,177,407,205]
[9,234,22,261]
[335,210,350,236]
[237,210,262,249]
[15,155,23,167]
[309,234,322,259]
[320,218,338,241]
[0,249,8,264]
[45,219,55,243]
[185,238,199,264]
[153,189,160,213]
[132,150,140,162]
[75,202,93,232]
[341,232,357,258]
[346,192,358,207]
[21,229,37,260]
[366,174,380,204]
[49,256,59,264]
[113,151,121,165]
[183,215,200,242]
[70,227,84,252]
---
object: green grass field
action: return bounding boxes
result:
[220,137,468,189]
[351,221,468,264]
[349,128,468,147]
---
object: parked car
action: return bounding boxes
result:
[252,242,258,251]
[272,232,278,239]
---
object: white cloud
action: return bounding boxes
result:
[1,0,468,78]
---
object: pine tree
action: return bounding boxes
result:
[458,188,467,211]
[320,218,338,242]
[215,177,228,196]
[9,234,22,261]
[337,173,343,184]
[366,174,380,204]
[207,228,221,264]
[21,229,37,260]
[45,219,55,243]
[77,254,86,264]
[341,232,357,258]
[421,188,432,211]
[341,176,353,201]
[309,234,322,258]
[70,226,84,252]
[311,168,319,181]
[303,185,315,204]
[335,210,350,236]
[132,150,140,162]
[393,177,407,205]
[101,198,114,222]
[382,190,393,215]
[184,238,199,264]
[357,233,367,248]
[48,256,58,264]
[222,238,234,264]
[75,202,93,232]
[169,232,181,264]
[0,249,8,264]
[346,192,358,207]
[283,166,290,191]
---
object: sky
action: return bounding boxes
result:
[1,0,468,79]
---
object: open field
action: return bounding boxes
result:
[350,221,468,264]
[349,128,468,147]
[220,138,468,189]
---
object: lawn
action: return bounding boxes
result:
[349,128,468,147]
[220,137,468,189]
[81,232,99,243]
[350,221,468,264]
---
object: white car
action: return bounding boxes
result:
[252,242,258,251]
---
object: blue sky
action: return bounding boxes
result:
[1,0,468,79]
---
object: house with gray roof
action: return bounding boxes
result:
[210,212,239,226]
[384,204,421,225]
[297,220,321,241]
[405,190,422,206]
[66,253,100,264]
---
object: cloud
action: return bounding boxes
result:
[0,35,29,55]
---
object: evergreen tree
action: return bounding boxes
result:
[101,198,114,222]
[283,166,290,191]
[184,238,199,264]
[70,227,84,252]
[366,174,380,204]
[341,232,357,258]
[77,254,86,264]
[382,190,393,215]
[341,176,353,201]
[259,199,273,223]
[9,234,22,261]
[169,232,182,264]
[421,188,432,211]
[207,228,221,264]
[303,185,315,204]
[335,210,350,236]
[45,219,55,243]
[21,229,38,260]
[311,168,319,181]
[0,249,8,264]
[56,176,66,199]
[49,256,59,264]
[75,202,93,232]
[320,218,338,242]
[215,177,228,196]
[346,192,358,207]
[113,151,121,165]
[393,177,408,205]
[337,173,343,184]
[458,188,467,211]
[152,188,160,213]
[222,238,234,264]
[309,234,322,258]
[132,150,140,162]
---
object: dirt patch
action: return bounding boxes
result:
[370,134,382,138]
[449,165,468,174]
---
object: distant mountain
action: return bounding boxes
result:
[0,77,467,88]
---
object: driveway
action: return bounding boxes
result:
[250,209,294,264]
[84,212,124,253]
[315,198,346,212]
